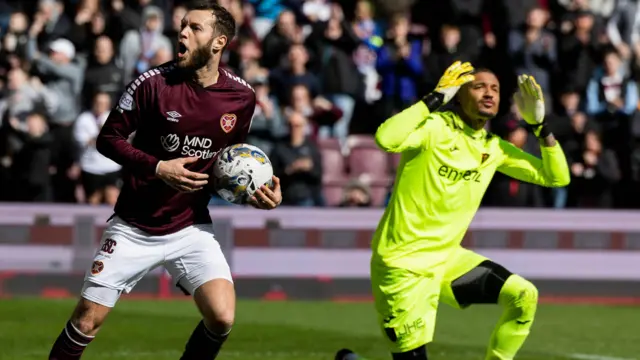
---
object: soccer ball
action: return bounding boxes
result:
[212,143,274,204]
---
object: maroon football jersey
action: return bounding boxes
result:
[96,62,256,235]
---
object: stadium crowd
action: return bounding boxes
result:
[0,0,639,209]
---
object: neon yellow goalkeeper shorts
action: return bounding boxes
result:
[371,247,488,353]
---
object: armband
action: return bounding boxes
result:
[421,92,445,113]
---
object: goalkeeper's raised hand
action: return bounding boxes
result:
[514,74,549,138]
[422,61,476,112]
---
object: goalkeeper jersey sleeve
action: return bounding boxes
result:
[374,102,439,153]
[497,139,570,187]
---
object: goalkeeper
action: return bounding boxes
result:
[335,61,570,360]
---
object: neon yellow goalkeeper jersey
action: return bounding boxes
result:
[371,102,570,273]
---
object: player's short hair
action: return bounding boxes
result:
[470,67,495,77]
[186,0,236,44]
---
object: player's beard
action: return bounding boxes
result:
[477,110,496,118]
[178,38,214,70]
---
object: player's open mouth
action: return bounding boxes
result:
[481,100,495,107]
[178,43,188,57]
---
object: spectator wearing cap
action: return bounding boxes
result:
[26,30,86,203]
[119,5,172,84]
[26,36,85,126]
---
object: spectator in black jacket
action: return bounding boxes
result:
[270,111,323,206]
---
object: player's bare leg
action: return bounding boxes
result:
[180,278,235,360]
[49,296,112,359]
[449,261,538,360]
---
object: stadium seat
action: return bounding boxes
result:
[319,148,346,182]
[317,138,346,182]
[348,147,389,179]
[389,153,402,172]
[346,134,377,149]
[323,179,348,206]
[346,135,389,180]
[317,137,341,151]
[370,183,391,207]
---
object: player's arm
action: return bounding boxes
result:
[375,61,475,153]
[498,75,570,187]
[96,80,161,177]
[497,136,570,187]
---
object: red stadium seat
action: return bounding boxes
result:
[317,137,341,151]
[346,135,389,180]
[323,179,348,206]
[317,137,346,182]
[370,183,391,207]
[320,147,346,182]
[348,147,389,179]
[346,134,377,149]
[389,153,402,172]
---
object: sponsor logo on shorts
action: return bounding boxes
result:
[397,318,426,340]
[220,113,237,133]
[100,239,117,254]
[91,260,104,275]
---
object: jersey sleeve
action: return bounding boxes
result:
[96,78,160,177]
[232,89,257,144]
[497,139,571,187]
[374,101,440,153]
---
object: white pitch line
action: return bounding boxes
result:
[567,353,636,360]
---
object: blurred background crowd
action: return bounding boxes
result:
[0,0,639,209]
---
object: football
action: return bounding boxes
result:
[212,143,274,204]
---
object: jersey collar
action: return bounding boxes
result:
[449,111,487,140]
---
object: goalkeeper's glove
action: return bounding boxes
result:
[422,60,476,112]
[513,74,551,138]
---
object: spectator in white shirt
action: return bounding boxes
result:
[73,92,122,205]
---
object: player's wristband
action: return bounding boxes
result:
[421,92,445,112]
[532,123,552,138]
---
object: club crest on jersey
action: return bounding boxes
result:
[220,113,237,133]
[91,260,104,275]
[481,153,490,163]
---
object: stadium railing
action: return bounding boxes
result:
[1,204,639,300]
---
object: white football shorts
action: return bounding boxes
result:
[81,216,232,307]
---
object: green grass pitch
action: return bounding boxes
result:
[1,298,638,360]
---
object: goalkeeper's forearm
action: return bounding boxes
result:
[374,92,444,152]
[536,124,570,186]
